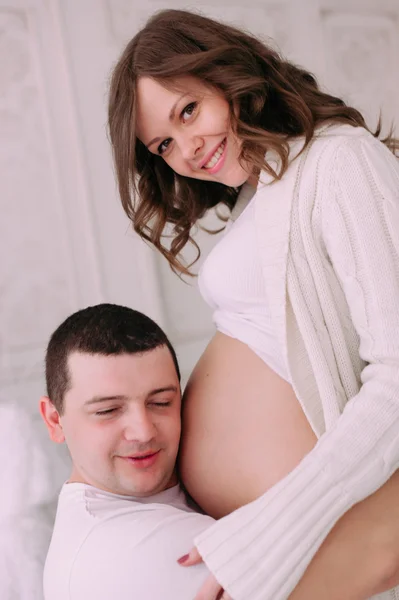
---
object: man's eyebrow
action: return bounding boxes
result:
[84,395,128,406]
[84,386,178,406]
[147,385,179,398]
[145,93,189,149]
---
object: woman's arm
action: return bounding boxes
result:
[190,135,399,600]
[182,471,399,599]
[290,470,399,600]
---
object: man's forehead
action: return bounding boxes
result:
[67,347,172,365]
[65,349,178,396]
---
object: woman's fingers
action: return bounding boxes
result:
[177,548,231,600]
[193,573,224,600]
[177,546,203,566]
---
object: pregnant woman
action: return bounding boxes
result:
[108,9,399,599]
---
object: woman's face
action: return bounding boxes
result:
[136,76,254,188]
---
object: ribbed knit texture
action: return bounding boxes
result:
[195,125,399,600]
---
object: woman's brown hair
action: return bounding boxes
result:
[108,8,397,275]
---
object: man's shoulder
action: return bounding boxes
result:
[79,489,213,542]
[55,482,213,556]
[45,484,213,599]
[66,492,213,600]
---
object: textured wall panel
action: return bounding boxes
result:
[322,10,399,128]
[0,8,75,402]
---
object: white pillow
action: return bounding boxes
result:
[0,402,65,600]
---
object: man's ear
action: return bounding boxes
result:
[39,396,65,444]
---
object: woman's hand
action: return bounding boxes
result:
[178,547,232,600]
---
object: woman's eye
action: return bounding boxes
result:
[157,103,197,155]
[182,102,197,121]
[158,138,171,155]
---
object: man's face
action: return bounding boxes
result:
[53,348,181,497]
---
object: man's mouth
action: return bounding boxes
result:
[120,450,161,468]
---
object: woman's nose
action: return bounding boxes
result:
[180,134,203,160]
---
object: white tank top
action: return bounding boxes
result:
[198,184,290,382]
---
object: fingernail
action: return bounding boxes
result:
[177,554,189,564]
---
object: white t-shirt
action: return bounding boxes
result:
[198,182,289,382]
[43,483,214,600]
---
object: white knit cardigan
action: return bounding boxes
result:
[194,124,399,600]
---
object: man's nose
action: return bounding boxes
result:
[122,408,156,443]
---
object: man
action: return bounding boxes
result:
[40,303,213,600]
[41,303,399,600]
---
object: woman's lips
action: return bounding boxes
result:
[202,138,227,174]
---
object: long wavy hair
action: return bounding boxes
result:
[108,8,397,275]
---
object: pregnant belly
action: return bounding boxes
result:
[179,332,317,519]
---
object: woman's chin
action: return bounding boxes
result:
[183,164,253,188]
[220,170,255,188]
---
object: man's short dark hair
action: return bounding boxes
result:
[45,303,180,414]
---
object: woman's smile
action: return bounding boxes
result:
[200,138,227,173]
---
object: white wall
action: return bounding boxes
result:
[0,1,398,598]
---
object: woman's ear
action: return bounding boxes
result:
[39,397,65,444]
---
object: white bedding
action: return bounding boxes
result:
[0,402,68,600]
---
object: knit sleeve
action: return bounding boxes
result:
[193,135,399,600]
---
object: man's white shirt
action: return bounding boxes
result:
[44,483,214,599]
